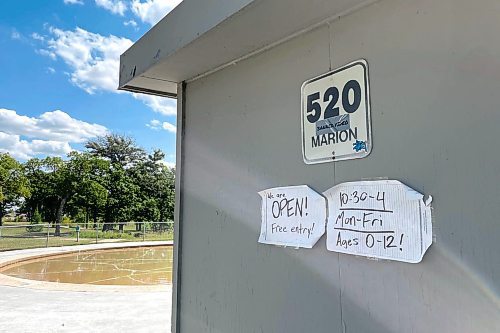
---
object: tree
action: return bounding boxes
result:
[55,152,110,235]
[102,166,139,231]
[0,153,30,226]
[17,133,175,236]
[26,208,43,232]
[23,158,59,225]
[129,150,175,231]
[70,181,108,228]
[85,134,145,167]
[23,153,110,236]
[85,134,148,231]
[24,156,72,236]
[65,153,110,228]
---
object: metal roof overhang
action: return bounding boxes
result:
[118,0,375,98]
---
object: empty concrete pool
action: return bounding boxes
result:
[0,242,173,332]
[0,245,172,286]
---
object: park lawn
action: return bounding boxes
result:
[0,237,96,252]
[0,222,173,252]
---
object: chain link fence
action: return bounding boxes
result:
[0,221,173,252]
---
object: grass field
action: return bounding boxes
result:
[0,222,173,252]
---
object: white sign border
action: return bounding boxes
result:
[301,59,372,164]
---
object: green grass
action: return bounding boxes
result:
[0,222,173,252]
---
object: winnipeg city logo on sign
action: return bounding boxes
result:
[301,59,371,164]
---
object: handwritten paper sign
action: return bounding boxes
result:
[258,185,327,248]
[324,180,432,263]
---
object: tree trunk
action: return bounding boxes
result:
[102,202,112,231]
[159,207,166,231]
[55,196,68,237]
[93,206,98,229]
[0,205,4,227]
[85,206,89,229]
[159,207,164,223]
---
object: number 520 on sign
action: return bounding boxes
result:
[301,59,372,164]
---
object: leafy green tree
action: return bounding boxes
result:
[82,181,108,227]
[66,153,110,228]
[25,156,74,236]
[0,153,30,225]
[24,153,110,236]
[102,167,139,231]
[85,134,145,167]
[56,152,111,235]
[49,157,73,236]
[85,134,147,231]
[26,208,43,232]
[18,133,175,236]
[129,150,175,231]
[23,158,59,224]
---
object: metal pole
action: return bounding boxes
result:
[96,222,99,244]
[46,223,50,248]
[143,222,146,242]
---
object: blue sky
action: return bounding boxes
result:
[0,0,181,167]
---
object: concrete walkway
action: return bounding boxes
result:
[0,242,172,333]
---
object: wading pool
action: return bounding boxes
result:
[0,246,172,286]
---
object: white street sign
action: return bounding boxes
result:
[301,60,371,164]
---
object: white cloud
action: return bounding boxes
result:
[64,0,84,4]
[89,0,181,25]
[162,121,176,133]
[45,27,133,94]
[164,153,176,159]
[134,94,176,116]
[40,26,176,115]
[95,0,127,16]
[123,19,138,27]
[37,48,56,60]
[0,108,108,143]
[131,0,182,26]
[11,30,21,40]
[0,108,107,160]
[159,160,175,169]
[31,32,45,41]
[146,119,162,130]
[47,67,56,74]
[0,132,73,160]
[146,119,176,133]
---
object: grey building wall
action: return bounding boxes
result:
[178,0,500,332]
